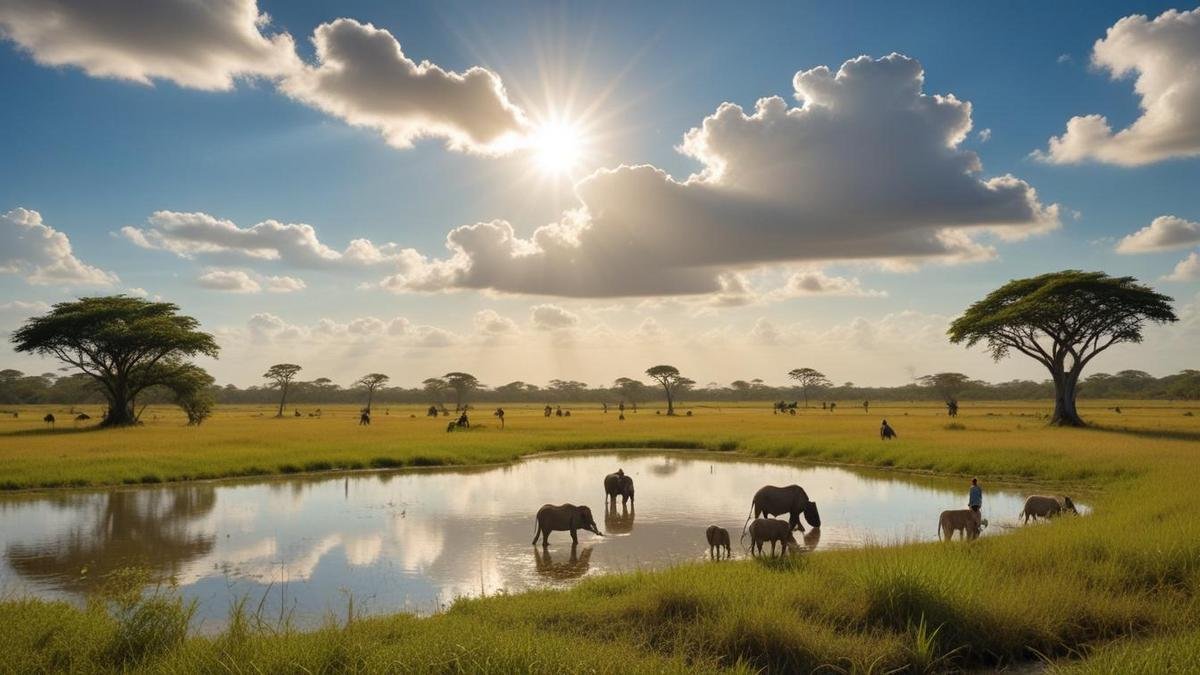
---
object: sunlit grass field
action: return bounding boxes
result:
[2,399,1200,672]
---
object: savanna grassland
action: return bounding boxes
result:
[2,400,1200,673]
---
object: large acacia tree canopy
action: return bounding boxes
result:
[10,295,218,424]
[947,270,1176,366]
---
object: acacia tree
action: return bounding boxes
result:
[613,377,647,411]
[263,363,302,417]
[645,365,691,415]
[422,377,448,408]
[787,368,831,407]
[949,270,1176,426]
[917,372,974,404]
[11,296,219,427]
[165,364,216,425]
[354,373,389,413]
[443,372,481,410]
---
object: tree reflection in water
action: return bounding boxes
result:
[5,486,216,593]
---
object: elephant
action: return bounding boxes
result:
[747,518,799,557]
[533,543,593,580]
[706,525,731,560]
[743,484,821,538]
[938,508,983,541]
[604,501,635,535]
[532,504,604,546]
[1021,495,1078,523]
[603,469,635,506]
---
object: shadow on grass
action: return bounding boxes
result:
[1085,425,1200,443]
[0,425,109,438]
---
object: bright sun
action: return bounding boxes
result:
[530,120,585,175]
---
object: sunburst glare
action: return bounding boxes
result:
[529,117,588,176]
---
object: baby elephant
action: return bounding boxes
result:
[1021,495,1078,523]
[532,503,604,546]
[706,525,731,560]
[747,518,798,557]
[938,509,983,541]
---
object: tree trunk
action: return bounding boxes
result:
[664,386,674,415]
[276,385,288,417]
[1049,368,1085,426]
[365,389,374,414]
[100,381,136,427]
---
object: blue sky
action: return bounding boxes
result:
[1,1,1197,387]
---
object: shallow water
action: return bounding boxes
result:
[0,452,1054,628]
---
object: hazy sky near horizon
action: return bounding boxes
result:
[1,1,1197,388]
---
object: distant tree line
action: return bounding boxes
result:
[4,367,1196,407]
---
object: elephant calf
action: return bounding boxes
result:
[532,503,604,546]
[747,518,799,557]
[1021,495,1078,523]
[706,525,731,560]
[938,509,982,541]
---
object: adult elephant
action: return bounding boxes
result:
[743,484,821,538]
[531,504,604,546]
[603,469,635,506]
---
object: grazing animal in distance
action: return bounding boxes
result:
[43,413,55,428]
[706,525,731,560]
[880,419,897,440]
[603,469,635,506]
[747,518,798,556]
[359,411,370,426]
[1020,495,1078,523]
[446,421,456,433]
[743,484,821,536]
[531,504,604,546]
[938,509,983,541]
[494,408,505,428]
[73,413,90,426]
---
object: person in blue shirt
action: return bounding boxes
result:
[968,478,982,513]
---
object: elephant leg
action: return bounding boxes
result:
[570,528,578,544]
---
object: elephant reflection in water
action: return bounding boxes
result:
[604,501,635,535]
[533,543,592,580]
[802,527,821,551]
[5,486,217,594]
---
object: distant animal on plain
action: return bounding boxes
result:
[43,413,55,428]
[880,419,897,440]
[74,413,90,425]
[686,410,693,416]
[446,421,456,433]
[1020,495,1078,523]
[531,503,604,546]
[938,509,983,541]
[706,525,731,560]
[359,411,370,426]
[747,518,798,557]
[294,409,301,417]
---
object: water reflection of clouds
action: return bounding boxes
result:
[0,453,1042,628]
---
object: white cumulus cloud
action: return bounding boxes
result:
[1036,8,1200,166]
[0,0,299,90]
[1,207,118,286]
[530,304,580,330]
[379,54,1057,298]
[1164,252,1200,282]
[280,18,529,154]
[197,268,306,293]
[1116,215,1200,253]
[122,210,416,270]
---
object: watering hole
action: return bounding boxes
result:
[0,451,1070,629]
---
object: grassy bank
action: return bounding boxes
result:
[2,400,1200,672]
